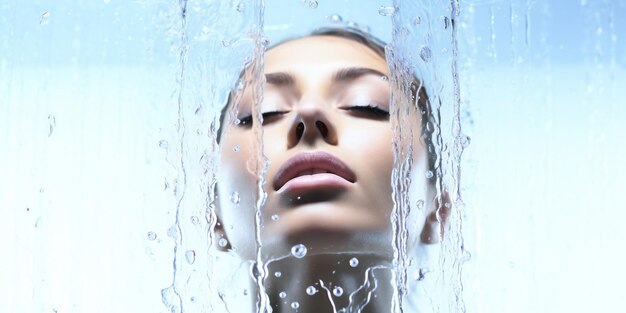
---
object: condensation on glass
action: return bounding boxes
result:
[1,0,624,313]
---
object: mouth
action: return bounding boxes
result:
[273,151,357,192]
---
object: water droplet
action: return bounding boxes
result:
[291,301,300,309]
[236,2,245,12]
[167,226,178,239]
[190,296,196,302]
[233,145,240,152]
[218,238,228,248]
[460,135,471,148]
[291,244,307,258]
[233,118,241,126]
[425,170,434,179]
[47,114,56,137]
[308,0,318,9]
[243,289,248,295]
[230,191,240,204]
[185,250,196,264]
[235,79,245,91]
[279,291,287,298]
[417,267,430,281]
[274,271,282,277]
[413,16,422,25]
[158,140,168,149]
[442,16,450,29]
[349,257,359,267]
[271,214,280,221]
[191,216,200,225]
[380,75,388,81]
[40,12,50,25]
[333,286,343,297]
[306,285,317,295]
[147,231,157,241]
[420,46,432,63]
[378,6,396,17]
[329,14,343,23]
[256,36,270,48]
[416,200,425,210]
[222,39,231,47]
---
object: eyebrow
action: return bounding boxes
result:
[264,67,387,87]
[265,72,295,86]
[333,67,387,82]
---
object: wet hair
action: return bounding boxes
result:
[217,27,436,179]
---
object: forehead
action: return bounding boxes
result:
[264,36,388,75]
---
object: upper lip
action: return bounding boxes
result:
[273,151,357,191]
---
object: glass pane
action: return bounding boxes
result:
[3,0,623,312]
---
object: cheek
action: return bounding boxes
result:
[343,123,394,178]
[342,123,395,214]
[216,130,261,259]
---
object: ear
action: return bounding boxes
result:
[419,191,451,244]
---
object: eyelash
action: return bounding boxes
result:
[239,111,286,126]
[346,105,390,118]
[238,105,389,126]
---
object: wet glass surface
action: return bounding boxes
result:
[1,1,624,312]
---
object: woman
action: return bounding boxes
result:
[214,28,445,312]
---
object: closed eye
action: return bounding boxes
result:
[345,105,390,119]
[239,111,288,126]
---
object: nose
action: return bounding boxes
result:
[287,100,338,148]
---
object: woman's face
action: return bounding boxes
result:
[217,35,430,260]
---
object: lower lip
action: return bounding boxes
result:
[277,173,353,194]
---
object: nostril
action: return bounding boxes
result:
[296,122,305,139]
[315,121,328,138]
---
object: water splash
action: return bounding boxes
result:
[160,1,189,311]
[247,2,271,311]
[387,0,468,311]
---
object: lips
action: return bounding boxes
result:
[273,151,357,191]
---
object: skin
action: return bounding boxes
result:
[216,35,436,312]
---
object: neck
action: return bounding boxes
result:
[262,254,394,313]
